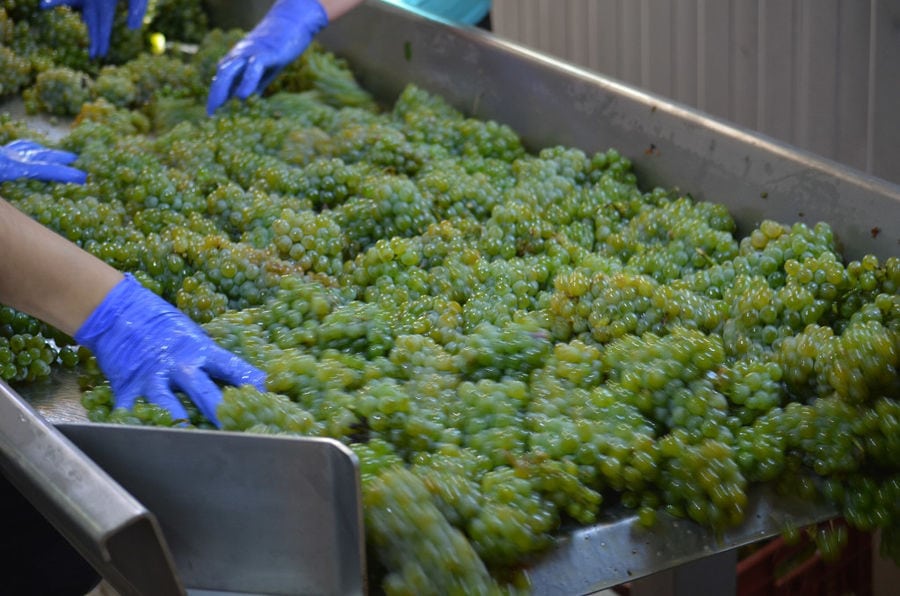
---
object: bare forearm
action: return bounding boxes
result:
[0,198,122,337]
[320,0,365,20]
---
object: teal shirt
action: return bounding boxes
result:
[392,0,491,25]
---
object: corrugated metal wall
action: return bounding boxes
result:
[491,0,900,185]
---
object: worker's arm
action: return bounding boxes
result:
[206,0,366,114]
[0,196,267,424]
[0,140,98,334]
[321,0,365,20]
[0,198,121,337]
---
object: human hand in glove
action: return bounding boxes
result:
[40,0,148,58]
[0,140,87,184]
[206,0,329,115]
[75,274,267,427]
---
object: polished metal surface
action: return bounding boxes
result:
[59,423,366,596]
[524,484,835,594]
[0,382,183,596]
[16,370,90,423]
[0,97,72,143]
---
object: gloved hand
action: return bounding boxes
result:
[40,0,148,59]
[206,0,328,115]
[75,274,267,426]
[0,140,87,184]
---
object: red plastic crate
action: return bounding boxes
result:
[737,519,872,596]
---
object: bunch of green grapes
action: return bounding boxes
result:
[420,246,483,307]
[363,466,515,595]
[3,0,145,98]
[5,2,90,75]
[175,273,229,323]
[525,375,659,499]
[734,409,786,482]
[855,397,900,468]
[0,44,33,96]
[345,236,426,295]
[335,173,436,254]
[267,42,377,112]
[781,397,865,476]
[0,332,57,382]
[388,333,456,380]
[452,318,552,382]
[288,157,370,208]
[392,293,466,349]
[418,158,503,222]
[479,197,554,259]
[315,300,395,357]
[716,356,784,417]
[99,52,201,107]
[658,431,747,529]
[601,327,728,430]
[218,385,324,436]
[454,117,525,163]
[612,196,738,280]
[776,313,897,403]
[203,183,293,237]
[739,220,837,274]
[836,255,900,330]
[22,66,93,115]
[459,256,549,328]
[268,207,347,276]
[0,306,73,382]
[447,378,529,466]
[466,465,558,567]
[550,269,726,346]
[512,453,603,525]
[392,85,465,155]
[82,384,199,427]
[176,235,287,309]
[325,121,440,177]
[410,446,486,527]
[22,3,91,71]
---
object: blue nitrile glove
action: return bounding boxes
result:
[206,0,328,115]
[40,0,148,59]
[0,140,87,184]
[75,274,267,427]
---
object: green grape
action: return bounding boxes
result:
[364,466,514,595]
[0,44,32,96]
[23,66,93,116]
[218,385,323,436]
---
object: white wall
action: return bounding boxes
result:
[492,0,900,186]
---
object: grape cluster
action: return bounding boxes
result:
[0,306,75,382]
[23,66,93,115]
[0,43,32,96]
[362,465,513,595]
[2,8,898,594]
[266,42,377,113]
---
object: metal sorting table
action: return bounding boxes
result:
[10,0,900,594]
